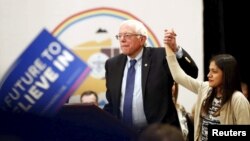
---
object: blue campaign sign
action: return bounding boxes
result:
[0,29,91,116]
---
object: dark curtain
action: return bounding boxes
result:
[203,0,249,86]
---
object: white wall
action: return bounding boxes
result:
[0,0,203,112]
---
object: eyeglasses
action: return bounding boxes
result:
[115,33,142,40]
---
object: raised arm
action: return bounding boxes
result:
[164,29,200,94]
[164,29,198,78]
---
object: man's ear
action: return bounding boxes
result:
[141,36,146,44]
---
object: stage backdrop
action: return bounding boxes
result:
[0,0,203,112]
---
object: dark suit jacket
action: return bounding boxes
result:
[103,47,198,128]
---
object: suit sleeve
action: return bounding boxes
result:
[103,60,113,114]
[177,49,198,78]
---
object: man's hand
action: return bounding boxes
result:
[164,29,178,52]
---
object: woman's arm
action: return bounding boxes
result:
[164,29,201,94]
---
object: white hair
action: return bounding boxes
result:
[120,19,149,46]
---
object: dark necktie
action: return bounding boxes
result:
[123,59,137,127]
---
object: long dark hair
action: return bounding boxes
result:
[202,54,241,115]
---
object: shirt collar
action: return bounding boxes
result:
[127,48,143,62]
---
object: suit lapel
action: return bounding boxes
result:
[113,55,127,104]
[141,48,152,97]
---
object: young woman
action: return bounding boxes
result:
[164,29,250,141]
